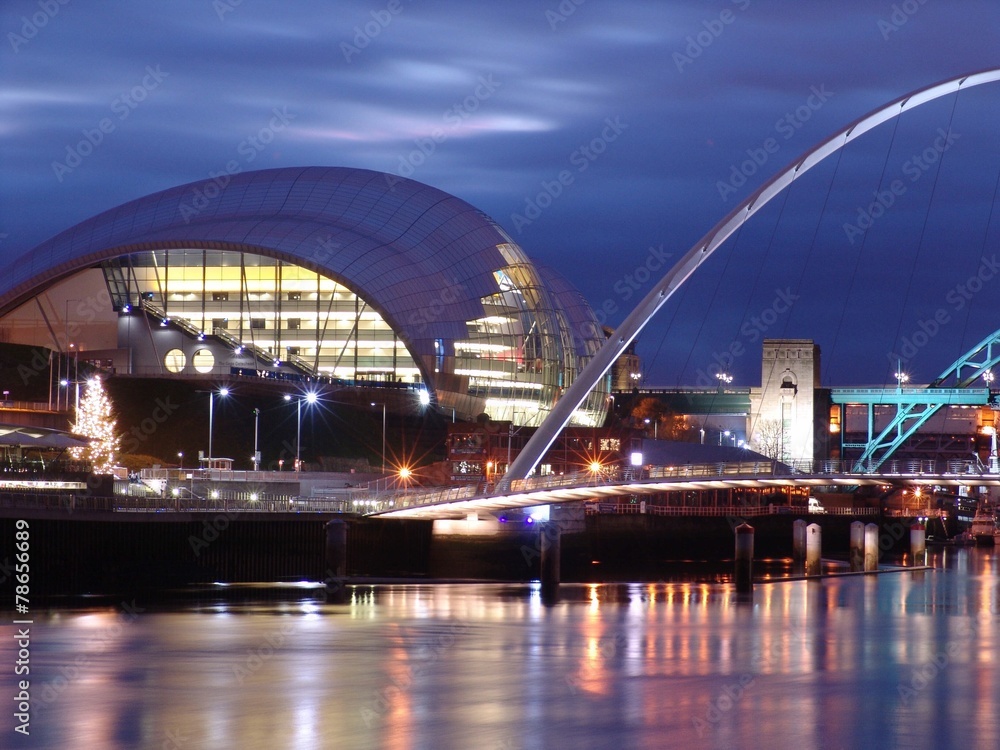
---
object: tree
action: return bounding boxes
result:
[751,418,783,460]
[70,377,121,473]
[630,397,688,441]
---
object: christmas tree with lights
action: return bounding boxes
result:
[70,377,121,473]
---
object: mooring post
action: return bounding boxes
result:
[910,522,926,567]
[792,518,807,566]
[864,522,879,572]
[540,521,561,604]
[325,519,348,602]
[849,521,865,572]
[805,523,822,576]
[735,522,754,594]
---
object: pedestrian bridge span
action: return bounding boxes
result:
[365,459,999,519]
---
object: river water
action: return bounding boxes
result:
[3,547,998,750]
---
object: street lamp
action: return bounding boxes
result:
[177,451,184,469]
[207,386,230,467]
[60,376,95,422]
[720,429,730,446]
[371,402,386,473]
[894,360,909,391]
[589,460,602,486]
[286,391,318,472]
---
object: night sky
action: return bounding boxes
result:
[3,0,1000,387]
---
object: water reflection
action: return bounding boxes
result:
[1,548,998,749]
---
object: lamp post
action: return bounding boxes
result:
[984,370,997,471]
[207,386,229,467]
[371,402,386,473]
[720,429,730,446]
[286,391,318,472]
[252,408,260,471]
[644,417,658,439]
[62,298,79,411]
[178,451,184,470]
[894,361,909,392]
[60,377,93,422]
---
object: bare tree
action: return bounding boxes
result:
[751,418,783,460]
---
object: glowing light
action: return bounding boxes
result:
[418,390,431,406]
[399,467,412,479]
[589,461,602,473]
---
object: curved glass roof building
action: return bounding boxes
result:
[0,167,609,427]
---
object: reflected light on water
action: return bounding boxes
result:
[2,549,999,749]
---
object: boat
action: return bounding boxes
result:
[970,507,996,546]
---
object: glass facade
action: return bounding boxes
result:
[102,244,609,427]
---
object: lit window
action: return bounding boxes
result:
[192,349,215,374]
[164,349,186,373]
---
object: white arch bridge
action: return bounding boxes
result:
[498,67,1000,490]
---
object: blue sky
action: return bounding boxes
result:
[3,0,1000,386]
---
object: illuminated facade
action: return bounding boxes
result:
[0,167,609,427]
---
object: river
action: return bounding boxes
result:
[2,547,998,749]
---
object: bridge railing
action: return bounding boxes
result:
[348,484,479,514]
[0,492,352,514]
[586,503,881,517]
